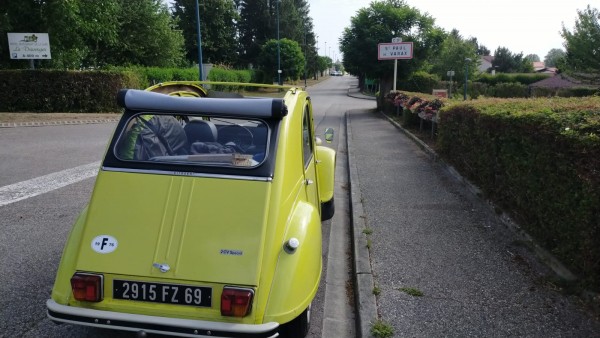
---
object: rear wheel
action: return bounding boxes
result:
[279,306,310,338]
[321,197,335,221]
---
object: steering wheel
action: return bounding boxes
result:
[217,125,254,152]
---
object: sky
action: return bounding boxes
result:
[307,0,593,62]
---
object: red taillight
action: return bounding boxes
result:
[70,273,103,302]
[221,287,254,317]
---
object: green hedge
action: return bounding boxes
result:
[207,67,253,91]
[477,73,551,86]
[0,69,144,112]
[437,97,600,290]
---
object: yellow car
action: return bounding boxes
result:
[46,82,336,338]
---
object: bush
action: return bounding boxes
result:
[437,97,600,291]
[0,69,143,112]
[398,71,441,94]
[488,82,529,98]
[478,73,550,86]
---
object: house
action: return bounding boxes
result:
[478,55,494,73]
[528,73,598,96]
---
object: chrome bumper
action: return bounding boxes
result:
[47,299,279,338]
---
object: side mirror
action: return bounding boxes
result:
[324,128,334,143]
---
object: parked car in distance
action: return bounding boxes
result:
[47,82,336,338]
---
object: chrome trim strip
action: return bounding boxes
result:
[47,299,279,338]
[101,166,273,182]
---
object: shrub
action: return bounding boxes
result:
[437,97,600,291]
[0,69,143,112]
[398,71,441,94]
[488,82,528,98]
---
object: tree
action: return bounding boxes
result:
[430,30,480,82]
[237,0,317,70]
[544,48,566,67]
[259,38,305,81]
[0,0,185,69]
[561,5,600,73]
[339,0,444,102]
[525,54,540,62]
[492,46,533,73]
[171,0,239,65]
[468,37,491,56]
[109,0,185,67]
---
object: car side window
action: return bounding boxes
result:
[302,106,314,168]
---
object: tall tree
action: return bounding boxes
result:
[339,0,444,101]
[430,30,480,81]
[109,0,185,67]
[469,37,491,56]
[171,0,238,66]
[0,0,185,69]
[525,54,540,62]
[259,38,305,81]
[544,48,566,68]
[492,46,533,73]
[238,0,272,67]
[561,5,600,74]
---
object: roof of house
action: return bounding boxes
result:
[481,55,494,63]
[533,61,545,71]
[529,74,589,88]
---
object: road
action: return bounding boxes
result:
[0,76,373,337]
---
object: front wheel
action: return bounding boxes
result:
[279,306,310,338]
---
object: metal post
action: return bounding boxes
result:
[464,58,471,100]
[276,0,281,85]
[195,0,204,81]
[303,20,307,88]
[393,59,397,91]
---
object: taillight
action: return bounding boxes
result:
[70,273,103,302]
[221,287,254,317]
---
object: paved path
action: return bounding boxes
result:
[346,109,600,337]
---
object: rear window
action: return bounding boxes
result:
[115,113,269,168]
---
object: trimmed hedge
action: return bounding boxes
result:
[207,67,253,91]
[0,69,144,112]
[437,97,600,290]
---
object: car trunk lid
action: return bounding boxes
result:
[75,170,270,286]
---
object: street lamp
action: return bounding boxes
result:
[447,70,455,97]
[195,0,204,81]
[276,0,281,85]
[464,58,472,100]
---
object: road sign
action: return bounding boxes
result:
[7,33,52,60]
[378,42,413,60]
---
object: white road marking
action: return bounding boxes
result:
[0,162,101,207]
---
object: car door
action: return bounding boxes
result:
[301,102,320,210]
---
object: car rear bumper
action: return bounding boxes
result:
[47,299,279,338]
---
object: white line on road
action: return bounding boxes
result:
[0,162,101,207]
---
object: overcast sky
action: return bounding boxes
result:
[308,0,592,62]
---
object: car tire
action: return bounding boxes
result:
[321,197,335,221]
[279,305,310,338]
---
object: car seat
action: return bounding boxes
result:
[184,120,218,144]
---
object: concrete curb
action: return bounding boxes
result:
[347,88,376,101]
[0,119,119,128]
[379,111,579,283]
[346,112,378,338]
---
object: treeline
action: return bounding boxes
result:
[0,0,327,81]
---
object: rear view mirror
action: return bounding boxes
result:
[324,128,334,143]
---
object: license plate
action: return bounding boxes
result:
[113,280,212,307]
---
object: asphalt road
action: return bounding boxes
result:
[0,76,372,338]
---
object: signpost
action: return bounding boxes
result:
[7,33,52,69]
[378,39,413,91]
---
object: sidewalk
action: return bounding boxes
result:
[346,109,600,337]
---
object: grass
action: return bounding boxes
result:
[363,228,373,235]
[371,320,394,338]
[398,287,424,297]
[373,286,381,296]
